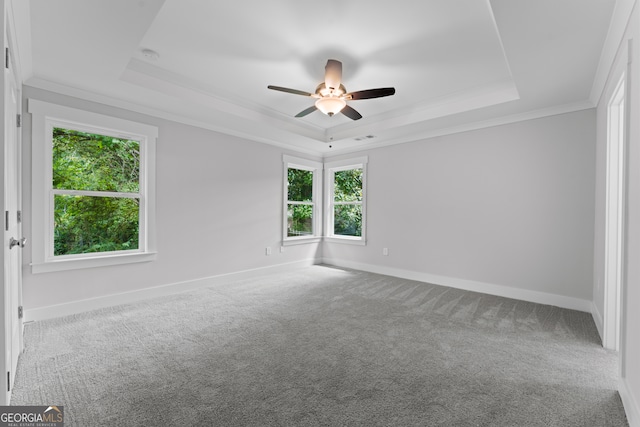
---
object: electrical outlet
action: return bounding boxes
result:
[383,248,389,256]
[266,247,272,256]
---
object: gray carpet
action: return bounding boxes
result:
[11,265,628,426]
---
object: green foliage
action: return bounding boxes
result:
[334,169,362,202]
[54,195,139,255]
[286,167,363,237]
[287,168,314,236]
[53,128,140,256]
[53,128,139,193]
[287,168,312,201]
[287,204,313,237]
[334,204,362,237]
[334,169,363,236]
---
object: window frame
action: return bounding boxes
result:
[29,99,158,273]
[282,155,323,245]
[324,156,368,245]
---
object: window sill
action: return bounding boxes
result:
[31,251,157,274]
[324,236,366,246]
[282,237,322,246]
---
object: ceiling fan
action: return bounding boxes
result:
[268,59,395,120]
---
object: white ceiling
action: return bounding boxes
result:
[18,0,618,156]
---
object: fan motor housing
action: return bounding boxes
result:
[316,83,347,97]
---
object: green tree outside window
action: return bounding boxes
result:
[287,168,314,236]
[333,168,363,236]
[53,128,140,256]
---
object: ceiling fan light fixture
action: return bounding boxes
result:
[315,97,346,116]
[267,59,394,121]
[316,82,346,98]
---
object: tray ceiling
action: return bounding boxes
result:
[21,0,617,155]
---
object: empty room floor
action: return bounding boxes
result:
[10,266,628,426]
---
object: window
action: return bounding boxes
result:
[29,99,157,273]
[283,155,322,244]
[325,157,368,244]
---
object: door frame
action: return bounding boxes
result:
[1,0,24,405]
[603,73,626,351]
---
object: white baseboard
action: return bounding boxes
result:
[24,258,319,322]
[620,377,640,427]
[591,302,605,342]
[322,258,593,312]
[26,257,594,322]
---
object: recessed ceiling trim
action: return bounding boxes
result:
[24,75,595,159]
[22,0,618,157]
[324,99,595,157]
[24,77,327,157]
[122,58,326,142]
[326,79,520,143]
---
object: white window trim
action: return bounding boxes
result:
[29,99,158,273]
[324,156,368,245]
[282,155,323,245]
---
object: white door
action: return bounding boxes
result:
[2,34,23,404]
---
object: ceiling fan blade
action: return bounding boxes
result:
[341,105,362,121]
[346,87,396,100]
[295,105,318,117]
[267,85,314,97]
[324,59,342,90]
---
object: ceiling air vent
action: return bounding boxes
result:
[353,135,377,141]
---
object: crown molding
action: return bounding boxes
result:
[590,0,637,106]
[23,77,327,157]
[323,100,595,157]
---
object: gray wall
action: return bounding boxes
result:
[22,88,597,313]
[21,87,321,312]
[324,110,597,305]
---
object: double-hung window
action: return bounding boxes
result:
[283,155,322,244]
[325,157,368,244]
[29,100,157,273]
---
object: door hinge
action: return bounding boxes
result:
[17,210,21,223]
[4,47,8,69]
[6,372,9,392]
[4,211,8,231]
[16,113,21,128]
[18,306,23,320]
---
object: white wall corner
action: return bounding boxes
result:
[619,377,640,427]
[322,258,593,313]
[589,0,637,106]
[24,258,321,322]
